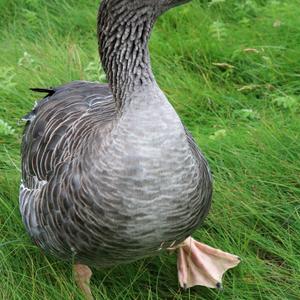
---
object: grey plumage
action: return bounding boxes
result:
[20,0,212,268]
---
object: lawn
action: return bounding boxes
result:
[0,0,299,299]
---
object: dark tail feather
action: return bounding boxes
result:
[30,88,55,97]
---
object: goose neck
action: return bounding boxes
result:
[98,1,158,110]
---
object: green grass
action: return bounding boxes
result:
[0,0,299,299]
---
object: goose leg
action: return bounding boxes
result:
[175,237,240,289]
[74,264,93,300]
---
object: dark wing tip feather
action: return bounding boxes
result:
[21,88,56,122]
[30,88,56,97]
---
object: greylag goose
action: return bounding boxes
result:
[20,0,240,298]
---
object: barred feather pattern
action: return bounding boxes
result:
[20,0,213,267]
[98,0,157,107]
[20,81,212,266]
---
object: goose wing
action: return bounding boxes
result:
[20,81,115,234]
[21,81,114,184]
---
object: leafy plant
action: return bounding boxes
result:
[234,108,260,121]
[0,67,16,93]
[209,21,227,41]
[24,0,40,8]
[234,0,259,17]
[272,96,298,110]
[0,119,15,136]
[209,129,227,140]
[22,8,38,26]
[84,61,106,82]
[18,51,36,68]
[208,0,226,7]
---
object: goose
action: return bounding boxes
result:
[20,0,240,298]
